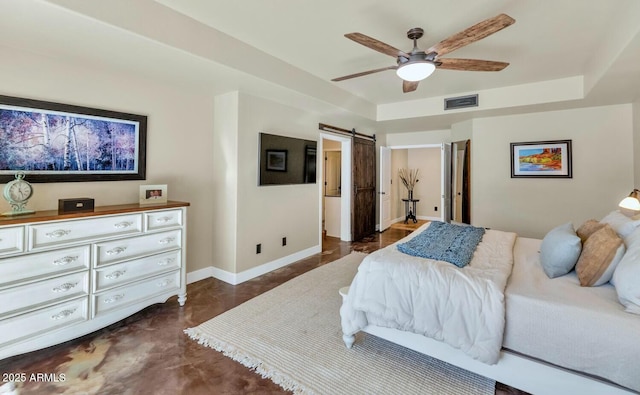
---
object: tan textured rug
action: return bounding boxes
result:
[185,252,495,395]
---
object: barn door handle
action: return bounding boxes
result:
[354,184,358,194]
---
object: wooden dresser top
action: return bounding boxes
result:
[0,201,190,226]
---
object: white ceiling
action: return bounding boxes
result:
[1,0,639,132]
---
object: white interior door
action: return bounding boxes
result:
[441,143,452,222]
[379,146,392,231]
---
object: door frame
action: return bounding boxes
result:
[379,146,392,232]
[383,143,448,223]
[319,133,352,242]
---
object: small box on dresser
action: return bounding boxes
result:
[58,198,95,213]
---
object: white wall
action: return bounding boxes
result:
[0,45,216,275]
[385,129,451,146]
[472,104,634,238]
[634,100,640,187]
[212,92,240,273]
[235,93,321,272]
[408,148,441,218]
[0,45,382,281]
[391,149,408,221]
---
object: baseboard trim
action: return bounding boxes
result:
[391,216,440,224]
[190,245,322,285]
[186,266,214,285]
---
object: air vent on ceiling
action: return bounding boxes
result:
[444,94,478,110]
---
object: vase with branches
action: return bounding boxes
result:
[398,168,419,200]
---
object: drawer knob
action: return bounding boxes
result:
[103,294,124,304]
[157,258,176,266]
[105,270,126,280]
[51,308,77,320]
[53,282,79,293]
[106,246,127,256]
[158,237,176,245]
[113,221,133,229]
[53,255,79,266]
[157,279,173,287]
[156,216,173,223]
[46,229,71,238]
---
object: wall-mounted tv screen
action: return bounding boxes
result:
[259,133,316,186]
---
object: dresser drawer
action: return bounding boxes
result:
[145,209,183,231]
[0,246,90,289]
[0,297,88,348]
[92,271,180,317]
[29,214,143,250]
[95,229,182,267]
[0,226,24,256]
[93,250,181,292]
[0,271,89,318]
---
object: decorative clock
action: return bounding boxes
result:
[2,172,35,216]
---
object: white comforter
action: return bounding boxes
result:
[340,223,517,364]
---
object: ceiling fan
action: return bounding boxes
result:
[331,13,515,93]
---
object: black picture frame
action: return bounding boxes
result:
[0,95,146,183]
[510,139,572,178]
[266,149,287,172]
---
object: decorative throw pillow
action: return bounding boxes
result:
[539,222,582,278]
[576,219,605,243]
[600,210,640,239]
[575,225,625,286]
[612,227,640,314]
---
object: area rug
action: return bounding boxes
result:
[185,252,495,395]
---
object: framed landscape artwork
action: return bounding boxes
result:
[510,140,572,178]
[0,95,146,183]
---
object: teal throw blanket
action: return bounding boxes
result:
[397,221,485,268]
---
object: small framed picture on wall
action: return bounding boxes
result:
[510,140,572,178]
[139,184,168,205]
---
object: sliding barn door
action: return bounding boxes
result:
[352,137,376,241]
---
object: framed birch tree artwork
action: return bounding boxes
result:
[0,95,146,183]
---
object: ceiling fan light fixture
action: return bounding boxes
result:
[396,61,436,82]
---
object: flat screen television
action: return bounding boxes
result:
[259,133,316,186]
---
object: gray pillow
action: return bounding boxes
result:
[540,222,582,278]
[600,210,640,239]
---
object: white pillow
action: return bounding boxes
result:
[539,222,582,278]
[600,210,640,239]
[612,226,640,314]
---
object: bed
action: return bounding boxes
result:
[340,220,640,395]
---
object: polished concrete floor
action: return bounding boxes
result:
[0,228,527,394]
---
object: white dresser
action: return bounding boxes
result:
[0,201,189,360]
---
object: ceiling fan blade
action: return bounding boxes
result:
[428,13,515,57]
[403,80,419,93]
[437,58,509,71]
[345,33,410,59]
[332,65,397,82]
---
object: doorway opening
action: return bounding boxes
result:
[379,143,451,232]
[319,133,351,243]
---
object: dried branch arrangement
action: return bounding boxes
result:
[398,168,419,191]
